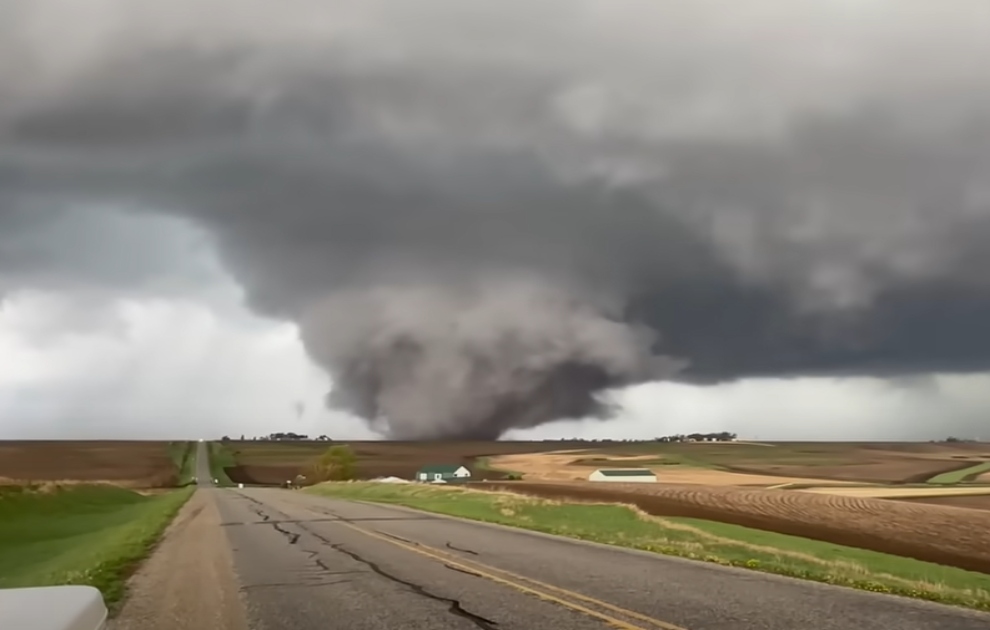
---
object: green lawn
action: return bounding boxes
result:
[168,441,196,486]
[208,442,236,486]
[927,461,990,485]
[0,484,193,609]
[307,482,990,611]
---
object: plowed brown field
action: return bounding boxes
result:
[489,442,988,484]
[0,440,179,488]
[472,481,990,574]
[725,460,977,484]
[894,494,990,512]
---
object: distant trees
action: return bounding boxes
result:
[308,445,357,482]
[531,434,738,444]
[267,432,309,441]
[654,432,737,443]
[234,432,334,442]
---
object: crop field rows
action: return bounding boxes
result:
[0,441,184,489]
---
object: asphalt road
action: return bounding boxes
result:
[195,441,213,486]
[210,487,990,630]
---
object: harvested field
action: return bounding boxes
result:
[224,439,990,486]
[222,440,588,484]
[727,460,973,484]
[894,495,990,512]
[0,441,181,488]
[496,441,990,484]
[799,486,990,498]
[487,451,858,486]
[703,442,988,483]
[471,481,990,574]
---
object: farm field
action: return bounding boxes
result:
[488,441,990,485]
[219,439,990,489]
[470,480,990,574]
[489,450,863,485]
[798,486,990,498]
[218,439,587,485]
[895,494,990,512]
[0,441,188,489]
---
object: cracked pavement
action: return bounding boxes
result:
[216,489,605,630]
[213,487,990,630]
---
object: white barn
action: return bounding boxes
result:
[588,468,657,483]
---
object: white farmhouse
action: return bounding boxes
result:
[415,464,472,484]
[588,468,657,483]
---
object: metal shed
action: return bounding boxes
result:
[588,468,657,483]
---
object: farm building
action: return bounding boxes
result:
[588,468,657,483]
[415,464,471,483]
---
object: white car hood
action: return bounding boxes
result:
[0,586,107,630]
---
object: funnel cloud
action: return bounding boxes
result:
[2,0,990,438]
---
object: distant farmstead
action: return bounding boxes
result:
[588,468,657,483]
[416,464,471,483]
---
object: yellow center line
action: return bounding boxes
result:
[373,530,688,630]
[335,520,689,630]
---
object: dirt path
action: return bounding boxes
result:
[110,490,248,630]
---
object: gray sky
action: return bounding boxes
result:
[2,0,990,440]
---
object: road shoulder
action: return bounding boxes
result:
[109,490,248,630]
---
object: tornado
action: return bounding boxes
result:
[2,0,990,438]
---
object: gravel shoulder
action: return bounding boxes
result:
[109,489,248,630]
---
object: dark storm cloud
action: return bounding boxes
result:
[2,0,990,438]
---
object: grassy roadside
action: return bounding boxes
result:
[0,484,194,610]
[928,461,990,485]
[168,441,196,486]
[307,482,990,611]
[208,442,236,487]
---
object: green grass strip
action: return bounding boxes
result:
[208,442,236,487]
[927,461,990,485]
[168,441,196,486]
[307,482,990,612]
[0,484,194,610]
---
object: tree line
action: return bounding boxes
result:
[221,432,332,442]
[654,432,738,443]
